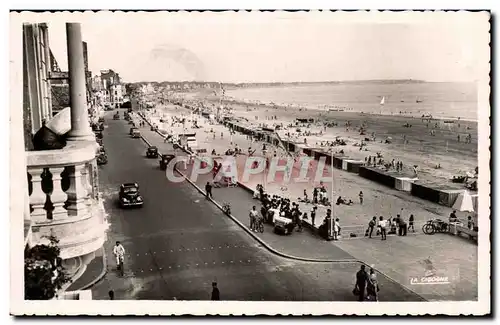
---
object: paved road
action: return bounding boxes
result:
[90,107,423,301]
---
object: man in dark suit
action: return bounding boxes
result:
[211,282,220,300]
[355,265,369,301]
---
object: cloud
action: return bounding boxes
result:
[148,44,206,81]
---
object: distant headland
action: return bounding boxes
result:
[127,79,427,90]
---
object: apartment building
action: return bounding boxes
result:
[21,22,107,295]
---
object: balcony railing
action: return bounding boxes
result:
[26,140,107,260]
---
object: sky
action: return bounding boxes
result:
[33,11,490,83]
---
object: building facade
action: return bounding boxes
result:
[23,23,53,143]
[99,69,125,108]
[22,22,107,295]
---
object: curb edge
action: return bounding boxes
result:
[73,246,108,291]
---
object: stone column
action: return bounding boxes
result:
[42,24,53,117]
[66,23,94,141]
[65,164,90,217]
[50,167,69,220]
[29,168,47,222]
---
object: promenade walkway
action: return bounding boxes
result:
[134,110,477,301]
[142,106,469,231]
[132,113,352,261]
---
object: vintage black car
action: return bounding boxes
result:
[91,123,104,132]
[113,113,120,120]
[127,107,133,113]
[94,131,103,140]
[119,183,143,208]
[146,146,159,158]
[120,101,132,109]
[97,152,108,165]
[98,117,105,123]
[160,154,176,170]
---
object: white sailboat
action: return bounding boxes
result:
[380,96,385,105]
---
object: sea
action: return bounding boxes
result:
[225,82,478,122]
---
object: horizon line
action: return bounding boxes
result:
[119,79,473,85]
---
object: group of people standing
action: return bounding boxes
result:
[256,187,305,233]
[255,183,345,240]
[365,214,415,240]
[354,265,379,301]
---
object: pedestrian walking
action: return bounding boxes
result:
[211,282,220,301]
[408,214,415,232]
[311,206,317,227]
[366,216,377,238]
[205,181,213,199]
[359,191,364,204]
[334,218,341,240]
[108,290,115,300]
[398,215,408,236]
[366,268,379,301]
[297,212,304,232]
[354,265,369,301]
[378,216,387,240]
[249,206,258,231]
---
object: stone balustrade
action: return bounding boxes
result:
[26,140,107,260]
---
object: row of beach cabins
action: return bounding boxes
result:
[220,116,479,215]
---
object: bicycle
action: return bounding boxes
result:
[256,218,265,233]
[222,202,231,215]
[116,255,125,276]
[422,219,449,235]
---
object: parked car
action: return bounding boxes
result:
[91,123,103,132]
[146,146,159,158]
[129,127,137,135]
[119,183,143,208]
[273,215,294,235]
[131,129,141,138]
[97,152,108,165]
[120,101,132,109]
[98,117,105,124]
[113,112,120,120]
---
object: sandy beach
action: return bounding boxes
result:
[187,89,478,186]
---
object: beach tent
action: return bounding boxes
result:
[470,193,479,214]
[452,191,475,212]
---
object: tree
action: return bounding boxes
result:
[24,235,71,300]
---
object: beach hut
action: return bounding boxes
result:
[395,177,418,192]
[341,159,364,173]
[452,191,475,212]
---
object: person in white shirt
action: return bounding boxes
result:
[333,218,341,240]
[249,206,258,232]
[113,241,126,268]
[366,268,379,301]
[378,216,387,240]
